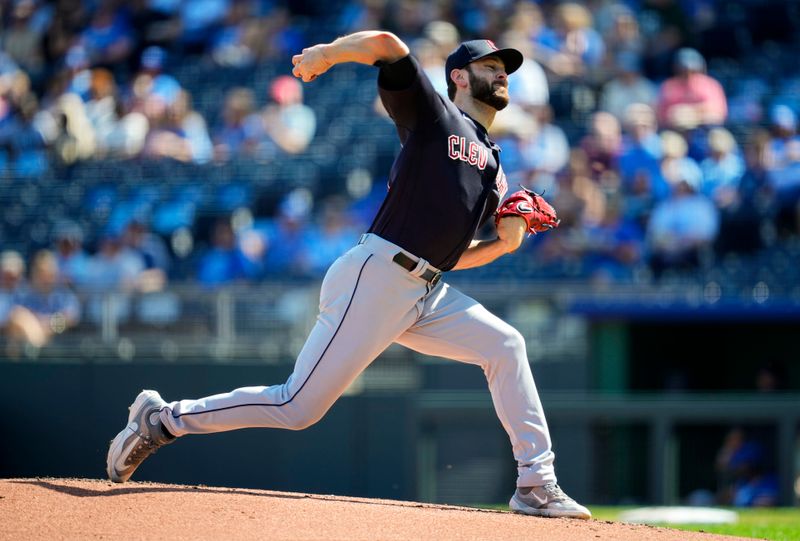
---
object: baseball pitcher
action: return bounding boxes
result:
[107,31,589,519]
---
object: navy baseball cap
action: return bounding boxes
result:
[445,39,524,77]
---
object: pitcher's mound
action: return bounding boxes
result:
[0,478,747,541]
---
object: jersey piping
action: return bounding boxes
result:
[171,254,374,419]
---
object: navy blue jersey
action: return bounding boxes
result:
[367,55,508,271]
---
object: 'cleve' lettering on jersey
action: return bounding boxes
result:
[447,135,489,171]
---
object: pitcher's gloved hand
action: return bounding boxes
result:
[495,187,560,234]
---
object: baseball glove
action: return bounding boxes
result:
[495,187,560,234]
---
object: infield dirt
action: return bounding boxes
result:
[0,478,752,541]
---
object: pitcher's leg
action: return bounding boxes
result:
[395,283,555,487]
[162,250,420,436]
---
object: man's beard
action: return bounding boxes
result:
[467,69,509,110]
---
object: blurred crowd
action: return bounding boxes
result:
[0,0,313,166]
[2,0,800,347]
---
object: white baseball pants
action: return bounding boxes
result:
[161,233,556,486]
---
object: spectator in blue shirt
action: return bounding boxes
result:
[260,188,314,276]
[142,88,212,163]
[52,220,92,287]
[211,1,260,67]
[494,104,569,193]
[297,196,360,277]
[761,106,800,235]
[197,218,250,286]
[0,71,46,171]
[535,2,605,79]
[700,127,745,210]
[647,150,719,277]
[618,103,666,226]
[619,103,664,190]
[581,195,645,284]
[765,104,800,171]
[122,219,171,275]
[716,427,779,507]
[5,250,80,351]
[80,5,135,68]
[212,87,259,160]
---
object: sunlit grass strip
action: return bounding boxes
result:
[477,505,799,541]
[580,506,799,541]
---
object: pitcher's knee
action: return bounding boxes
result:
[497,327,527,359]
[285,406,327,430]
[485,327,528,373]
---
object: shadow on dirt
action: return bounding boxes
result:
[9,478,501,514]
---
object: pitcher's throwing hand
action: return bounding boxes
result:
[292,45,332,82]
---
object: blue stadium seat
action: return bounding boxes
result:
[174,183,208,207]
[215,182,251,212]
[13,150,48,178]
[152,200,197,235]
[83,184,118,218]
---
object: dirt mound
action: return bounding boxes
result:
[0,478,749,541]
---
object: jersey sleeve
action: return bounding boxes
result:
[378,55,447,133]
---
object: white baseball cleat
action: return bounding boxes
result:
[106,390,175,483]
[509,482,592,519]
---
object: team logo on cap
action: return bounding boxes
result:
[486,40,498,50]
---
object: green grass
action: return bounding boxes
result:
[588,507,800,541]
[480,505,800,540]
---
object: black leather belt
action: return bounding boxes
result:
[392,252,442,286]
